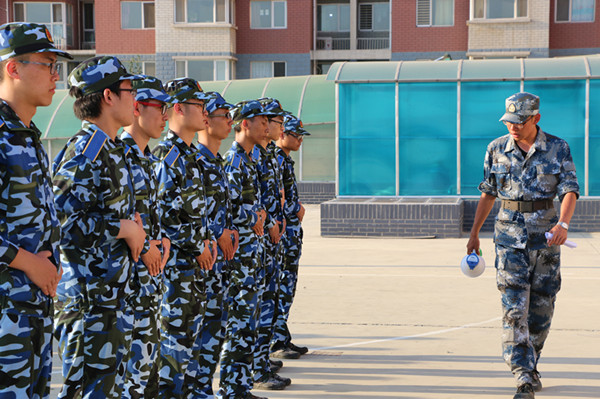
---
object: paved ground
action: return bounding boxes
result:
[51,204,600,398]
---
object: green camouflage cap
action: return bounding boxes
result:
[163,77,210,103]
[68,56,143,96]
[133,75,173,103]
[230,100,270,126]
[0,22,73,61]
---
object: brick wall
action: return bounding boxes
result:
[549,1,600,50]
[96,0,155,54]
[236,53,311,79]
[298,182,335,204]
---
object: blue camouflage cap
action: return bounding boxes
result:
[500,92,540,124]
[164,77,210,103]
[205,91,232,114]
[68,56,143,95]
[0,22,73,61]
[283,114,310,136]
[231,100,271,126]
[259,97,291,117]
[133,75,173,103]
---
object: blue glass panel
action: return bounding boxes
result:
[339,83,395,195]
[398,82,457,195]
[460,81,521,195]
[524,80,586,195]
[587,80,600,195]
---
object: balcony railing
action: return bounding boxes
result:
[316,36,389,51]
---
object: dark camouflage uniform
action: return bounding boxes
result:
[271,145,303,353]
[253,142,285,382]
[218,141,261,399]
[53,121,137,398]
[121,131,163,399]
[479,127,579,387]
[0,101,61,399]
[189,142,235,398]
[153,131,210,398]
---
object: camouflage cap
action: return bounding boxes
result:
[231,100,271,126]
[259,97,291,117]
[205,91,232,114]
[133,75,173,103]
[68,56,142,95]
[283,114,311,136]
[0,22,73,61]
[500,92,540,124]
[164,77,210,103]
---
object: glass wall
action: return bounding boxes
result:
[589,80,600,196]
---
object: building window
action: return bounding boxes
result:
[359,3,390,31]
[251,61,286,78]
[251,1,287,29]
[317,4,350,32]
[175,0,232,23]
[143,62,156,76]
[556,0,595,22]
[13,2,74,47]
[472,0,527,19]
[82,1,94,49]
[121,1,155,29]
[417,0,454,26]
[176,59,229,81]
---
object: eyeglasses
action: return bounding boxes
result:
[137,101,169,115]
[503,116,533,128]
[286,132,303,140]
[17,60,61,75]
[208,112,232,120]
[269,118,284,126]
[183,102,206,111]
[115,88,137,96]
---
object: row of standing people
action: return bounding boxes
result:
[0,22,307,399]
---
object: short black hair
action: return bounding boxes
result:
[70,80,122,121]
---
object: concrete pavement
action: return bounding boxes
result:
[51,204,600,398]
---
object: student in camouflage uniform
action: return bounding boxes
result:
[252,98,291,390]
[271,115,310,360]
[218,100,268,399]
[52,56,147,398]
[0,22,71,398]
[188,91,240,398]
[467,92,579,399]
[121,75,173,399]
[152,77,216,398]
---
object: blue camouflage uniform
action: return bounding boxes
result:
[153,129,212,398]
[0,21,71,399]
[479,96,579,388]
[218,100,269,398]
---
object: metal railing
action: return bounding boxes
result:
[316,37,389,50]
[357,37,389,50]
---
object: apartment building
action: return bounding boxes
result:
[1,0,600,82]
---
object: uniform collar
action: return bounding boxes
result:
[166,129,197,155]
[504,126,548,154]
[120,131,151,158]
[0,99,42,137]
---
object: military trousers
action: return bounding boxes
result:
[188,259,229,398]
[271,227,302,352]
[158,257,206,399]
[218,253,260,399]
[495,243,561,387]
[123,295,161,399]
[0,299,53,399]
[54,304,133,399]
[253,238,282,381]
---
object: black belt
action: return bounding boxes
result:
[501,199,554,213]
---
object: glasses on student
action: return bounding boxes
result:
[183,102,206,111]
[17,60,61,75]
[269,118,284,126]
[503,116,533,128]
[286,132,303,140]
[115,88,137,96]
[137,101,169,115]
[208,112,232,120]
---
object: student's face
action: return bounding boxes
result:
[267,116,284,141]
[16,52,59,107]
[114,80,136,127]
[181,99,209,131]
[282,130,303,152]
[137,99,168,140]
[207,108,233,140]
[246,115,269,145]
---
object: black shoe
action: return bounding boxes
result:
[269,358,283,368]
[514,383,535,399]
[254,374,287,390]
[532,370,542,392]
[270,347,301,359]
[288,342,308,355]
[273,372,292,386]
[269,362,281,374]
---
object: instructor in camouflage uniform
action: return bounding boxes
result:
[0,22,71,398]
[467,92,579,399]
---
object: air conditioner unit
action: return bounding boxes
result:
[324,37,332,50]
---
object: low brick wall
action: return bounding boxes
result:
[298,182,336,204]
[321,197,463,238]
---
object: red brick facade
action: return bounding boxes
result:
[549,1,600,49]
[95,0,155,54]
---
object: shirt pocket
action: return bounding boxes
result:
[491,162,511,192]
[536,163,560,195]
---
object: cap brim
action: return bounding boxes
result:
[120,73,145,82]
[499,112,528,124]
[136,92,173,103]
[36,47,73,59]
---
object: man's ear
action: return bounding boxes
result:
[5,59,20,80]
[102,88,115,106]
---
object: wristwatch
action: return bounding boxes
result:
[557,221,569,230]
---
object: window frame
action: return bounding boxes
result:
[175,0,233,24]
[250,0,287,29]
[317,3,350,32]
[470,0,528,20]
[358,2,390,32]
[416,0,455,27]
[555,0,595,23]
[250,61,287,78]
[121,1,155,30]
[13,2,74,46]
[175,59,230,81]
